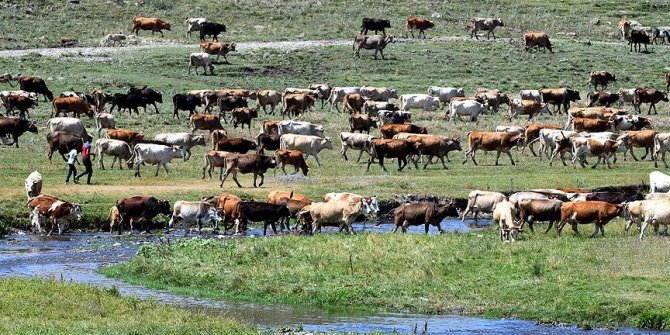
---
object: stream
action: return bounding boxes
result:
[0,220,666,335]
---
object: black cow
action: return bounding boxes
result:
[0,117,37,147]
[629,30,651,52]
[217,96,248,122]
[18,76,54,101]
[128,86,163,113]
[200,22,227,41]
[587,92,621,107]
[110,93,147,115]
[233,201,291,235]
[115,196,171,235]
[47,131,83,163]
[172,93,201,119]
[584,192,640,204]
[255,133,280,154]
[215,137,257,153]
[360,18,391,35]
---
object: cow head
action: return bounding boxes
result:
[495,18,504,27]
[158,200,171,216]
[447,138,462,152]
[382,19,391,28]
[436,201,459,218]
[428,97,440,111]
[567,89,581,101]
[162,21,172,31]
[193,135,206,146]
[389,89,398,99]
[27,120,38,133]
[384,35,396,44]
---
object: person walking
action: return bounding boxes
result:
[75,140,96,185]
[65,148,79,185]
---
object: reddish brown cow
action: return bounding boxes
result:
[0,117,38,147]
[349,113,377,134]
[366,138,422,172]
[260,120,281,135]
[3,95,36,118]
[571,117,612,132]
[524,32,553,53]
[190,113,224,133]
[282,93,315,118]
[51,97,93,118]
[18,76,54,101]
[392,202,458,233]
[625,130,657,161]
[214,137,257,153]
[199,42,236,63]
[405,16,435,39]
[231,107,258,130]
[216,193,242,232]
[380,123,427,139]
[463,131,523,165]
[557,201,623,237]
[633,88,668,114]
[131,17,171,37]
[27,194,82,235]
[115,195,171,235]
[274,149,309,176]
[107,129,144,144]
[408,135,462,169]
[267,190,312,204]
[343,93,365,114]
[588,71,616,91]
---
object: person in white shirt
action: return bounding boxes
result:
[65,148,79,184]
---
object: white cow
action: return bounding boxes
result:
[400,94,440,111]
[519,89,542,103]
[536,129,578,165]
[639,200,670,239]
[449,100,487,123]
[298,200,369,234]
[48,117,91,140]
[364,100,398,116]
[94,112,115,137]
[376,110,412,126]
[168,200,221,233]
[95,138,133,170]
[323,192,380,218]
[185,18,208,37]
[427,86,465,107]
[495,125,525,135]
[462,190,507,222]
[328,87,362,112]
[130,143,184,177]
[493,201,519,242]
[622,200,646,235]
[650,171,670,193]
[508,191,549,207]
[339,132,375,162]
[153,132,206,161]
[617,88,636,108]
[280,134,333,166]
[99,33,127,47]
[654,133,670,168]
[277,120,324,137]
[24,171,42,200]
[188,53,215,75]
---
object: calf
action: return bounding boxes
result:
[462,131,523,165]
[494,201,519,242]
[468,17,504,40]
[189,53,215,75]
[405,16,435,39]
[279,134,333,166]
[340,132,375,162]
[557,201,622,237]
[274,149,309,176]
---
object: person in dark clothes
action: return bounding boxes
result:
[75,140,96,184]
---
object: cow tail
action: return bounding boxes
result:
[654,134,662,157]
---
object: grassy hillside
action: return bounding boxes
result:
[0,0,667,49]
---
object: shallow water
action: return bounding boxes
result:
[0,232,666,334]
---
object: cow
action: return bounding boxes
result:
[364,101,398,116]
[274,149,309,176]
[537,129,579,165]
[493,201,519,242]
[128,143,184,177]
[93,113,115,138]
[201,150,232,180]
[353,34,395,60]
[218,96,249,122]
[28,195,82,235]
[255,90,281,115]
[50,97,93,119]
[427,86,465,107]
[219,153,276,188]
[95,138,132,170]
[405,16,435,39]
[107,129,144,144]
[360,86,398,102]
[172,94,201,119]
[476,91,510,114]
[637,200,670,239]
[188,53,215,75]
[524,32,553,53]
[586,92,621,107]
[200,41,236,63]
[349,113,377,134]
[323,192,380,219]
[131,17,171,36]
[47,131,83,163]
[214,137,257,154]
[624,130,657,161]
[366,138,421,172]
[461,190,506,222]
[629,29,650,52]
[377,110,412,126]
[508,99,548,122]
[89,89,114,113]
[572,117,612,132]
[0,116,37,148]
[168,201,221,233]
[327,87,363,112]
[519,89,542,103]
[622,200,646,235]
[18,76,54,101]
[462,131,523,165]
[588,71,616,91]
[270,191,312,204]
[298,200,367,234]
[650,171,670,193]
[190,114,224,133]
[185,18,207,37]
[539,88,580,114]
[231,107,258,130]
[231,201,291,235]
[115,196,171,234]
[572,137,627,169]
[340,132,375,162]
[280,134,332,166]
[495,125,525,135]
[633,88,668,114]
[154,132,205,161]
[448,100,487,123]
[654,133,670,168]
[255,133,280,154]
[392,202,457,234]
[47,117,91,141]
[109,93,147,115]
[380,123,427,139]
[408,135,461,169]
[308,83,332,108]
[652,27,670,44]
[199,22,226,41]
[400,94,440,112]
[343,93,365,114]
[468,17,504,40]
[360,18,391,35]
[518,198,563,233]
[557,201,622,237]
[24,171,42,200]
[3,95,36,118]
[282,93,315,118]
[277,120,324,137]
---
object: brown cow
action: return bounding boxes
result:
[571,117,612,132]
[202,150,232,179]
[274,149,309,176]
[0,117,38,148]
[629,29,650,52]
[131,17,171,37]
[380,123,427,139]
[349,113,377,134]
[518,198,563,233]
[282,93,315,118]
[586,92,621,107]
[343,93,365,114]
[522,123,561,156]
[462,131,523,165]
[476,91,510,114]
[625,130,658,161]
[256,90,282,115]
[557,201,622,237]
[18,76,54,101]
[392,202,458,234]
[255,133,280,154]
[588,71,616,91]
[572,138,626,169]
[405,16,435,39]
[3,95,37,118]
[366,138,422,172]
[633,88,668,114]
[209,129,228,150]
[214,137,256,153]
[115,196,171,235]
[231,107,258,130]
[220,153,276,188]
[51,97,93,118]
[267,190,311,204]
[190,113,224,133]
[199,42,236,63]
[408,135,462,169]
[524,32,552,53]
[215,193,242,232]
[539,88,580,114]
[508,99,547,121]
[107,129,144,144]
[47,131,83,163]
[260,120,281,136]
[27,194,82,235]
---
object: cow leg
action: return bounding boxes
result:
[504,150,515,165]
[258,173,265,187]
[589,224,600,238]
[641,147,650,160]
[556,220,567,236]
[378,157,387,172]
[494,151,502,165]
[313,153,322,166]
[629,147,640,161]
